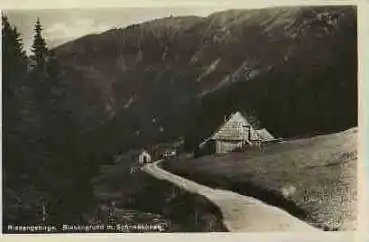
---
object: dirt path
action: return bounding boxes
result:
[142,160,321,232]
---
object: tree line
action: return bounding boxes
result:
[3,16,99,226]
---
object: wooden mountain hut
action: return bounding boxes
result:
[197,111,262,155]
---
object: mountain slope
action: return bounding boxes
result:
[53,6,357,151]
[162,128,358,231]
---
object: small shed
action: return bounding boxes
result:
[138,150,151,165]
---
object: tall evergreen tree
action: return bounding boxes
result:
[2,15,27,100]
[31,18,48,73]
[2,14,44,225]
[28,18,60,223]
[30,18,50,112]
[2,14,28,179]
[27,18,97,224]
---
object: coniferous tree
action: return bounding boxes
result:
[2,15,45,225]
[30,18,49,112]
[27,18,97,224]
[28,18,61,223]
[31,18,48,73]
[2,15,27,99]
[2,14,24,224]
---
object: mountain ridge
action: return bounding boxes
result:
[52,5,357,151]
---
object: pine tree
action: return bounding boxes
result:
[2,15,27,100]
[2,14,28,182]
[2,14,44,225]
[27,17,62,224]
[29,18,50,112]
[31,18,48,73]
[28,18,91,224]
[3,16,98,226]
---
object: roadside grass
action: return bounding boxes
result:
[162,128,357,231]
[89,151,227,232]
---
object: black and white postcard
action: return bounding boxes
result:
[1,0,367,241]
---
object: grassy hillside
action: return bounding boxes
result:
[162,128,358,231]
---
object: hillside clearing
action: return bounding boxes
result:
[163,128,358,231]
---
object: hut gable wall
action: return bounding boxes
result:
[215,140,244,153]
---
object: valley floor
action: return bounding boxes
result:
[89,152,226,232]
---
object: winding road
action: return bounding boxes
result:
[142,160,321,232]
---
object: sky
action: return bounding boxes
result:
[3,7,236,55]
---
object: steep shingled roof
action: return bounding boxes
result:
[198,111,277,148]
[256,128,276,142]
[210,111,258,141]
